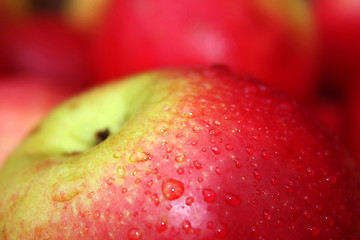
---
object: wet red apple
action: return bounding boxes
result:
[0,67,359,239]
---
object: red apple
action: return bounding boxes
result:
[92,0,316,100]
[348,77,360,164]
[313,0,360,91]
[0,15,96,90]
[0,67,359,239]
[0,76,73,167]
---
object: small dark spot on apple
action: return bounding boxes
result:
[95,128,110,145]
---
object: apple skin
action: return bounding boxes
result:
[0,77,76,167]
[0,67,359,239]
[92,0,316,100]
[313,0,360,91]
[0,15,96,90]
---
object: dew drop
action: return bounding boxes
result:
[224,193,241,206]
[117,166,125,178]
[209,129,221,136]
[180,106,199,118]
[147,180,153,187]
[202,189,216,203]
[211,146,221,155]
[262,151,269,160]
[130,151,152,162]
[263,210,271,220]
[324,216,334,227]
[214,223,228,239]
[127,228,142,240]
[182,220,192,232]
[151,194,160,206]
[162,178,185,200]
[106,177,115,185]
[193,160,202,169]
[270,176,278,186]
[186,196,194,206]
[308,226,320,236]
[51,178,86,202]
[246,146,255,156]
[215,167,221,175]
[285,181,295,193]
[233,158,242,168]
[306,167,315,177]
[155,123,169,134]
[175,153,186,163]
[156,219,168,233]
[177,168,185,175]
[253,169,262,180]
[225,144,234,151]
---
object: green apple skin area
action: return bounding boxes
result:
[0,67,360,239]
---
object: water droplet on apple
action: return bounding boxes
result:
[179,106,199,118]
[175,153,186,163]
[182,220,192,232]
[224,193,241,206]
[117,166,125,178]
[270,176,278,186]
[154,123,169,134]
[253,169,262,180]
[209,128,221,136]
[193,160,202,169]
[211,146,221,155]
[202,189,216,203]
[233,158,242,168]
[263,210,271,220]
[225,144,234,151]
[177,168,185,175]
[130,151,152,162]
[151,193,160,206]
[156,219,167,233]
[306,167,315,177]
[262,150,269,160]
[186,196,194,206]
[162,178,185,200]
[246,146,255,156]
[308,226,320,236]
[214,223,228,239]
[127,228,142,240]
[106,177,115,185]
[51,178,86,202]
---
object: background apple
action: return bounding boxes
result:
[347,76,360,164]
[0,15,96,91]
[1,67,359,239]
[92,0,317,101]
[0,76,76,167]
[312,0,360,93]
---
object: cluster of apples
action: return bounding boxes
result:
[0,0,359,239]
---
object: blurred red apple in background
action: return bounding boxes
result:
[348,77,360,164]
[92,0,317,101]
[0,77,73,167]
[0,15,96,91]
[313,0,360,92]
